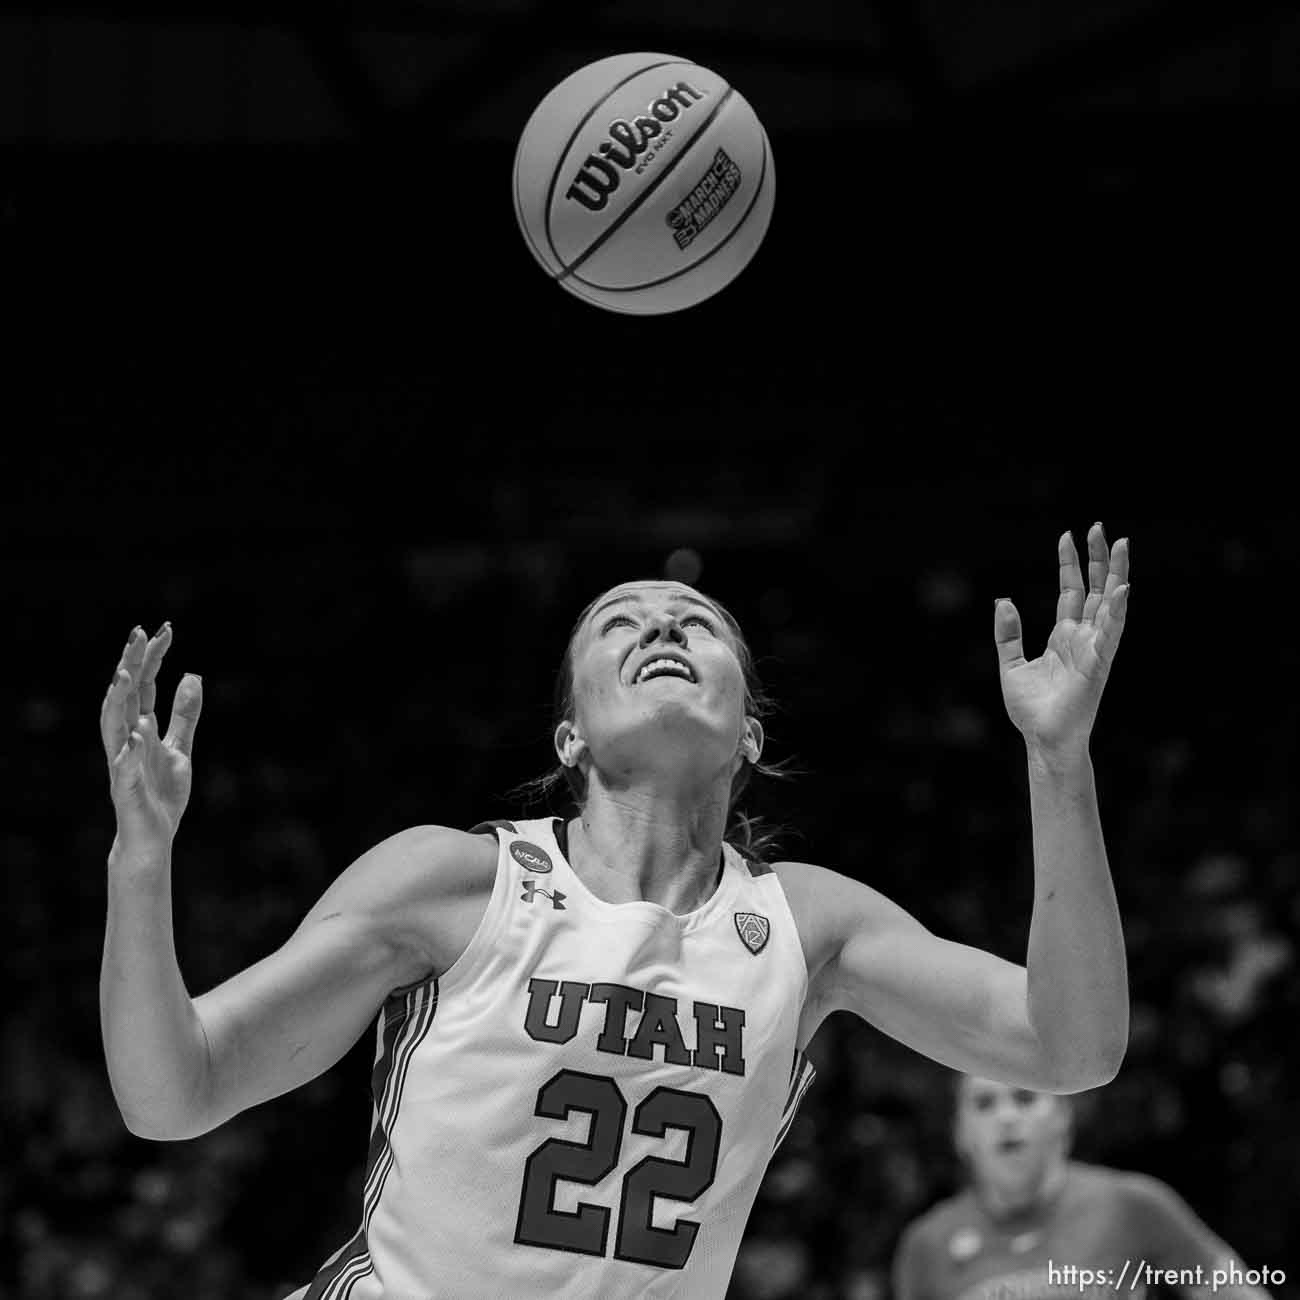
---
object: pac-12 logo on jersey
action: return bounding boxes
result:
[734,912,770,955]
[522,880,566,909]
[510,841,554,874]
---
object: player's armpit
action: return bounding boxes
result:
[776,860,1082,1092]
[189,825,497,1137]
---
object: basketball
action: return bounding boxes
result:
[512,53,775,315]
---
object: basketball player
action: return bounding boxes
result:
[892,1075,1272,1300]
[101,524,1131,1300]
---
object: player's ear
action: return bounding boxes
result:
[555,719,586,769]
[739,717,764,766]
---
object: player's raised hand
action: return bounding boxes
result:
[100,623,203,862]
[994,523,1131,761]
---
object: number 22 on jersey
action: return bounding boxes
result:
[515,1069,722,1269]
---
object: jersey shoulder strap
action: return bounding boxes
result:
[466,818,519,837]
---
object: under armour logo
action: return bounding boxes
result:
[521,880,566,909]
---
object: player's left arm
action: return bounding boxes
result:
[1121,1173,1272,1300]
[786,524,1131,1092]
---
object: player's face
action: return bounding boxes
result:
[954,1078,1069,1193]
[559,581,760,789]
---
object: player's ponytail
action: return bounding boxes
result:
[722,808,795,867]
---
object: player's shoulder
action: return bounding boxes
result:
[287,824,499,989]
[329,823,501,976]
[770,858,911,965]
[770,858,907,921]
[368,822,498,881]
[1066,1160,1153,1194]
[329,823,499,921]
[1061,1161,1183,1218]
[1085,1163,1183,1209]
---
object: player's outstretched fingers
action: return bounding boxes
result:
[994,598,1025,672]
[1104,535,1130,596]
[1093,582,1130,672]
[1081,522,1109,624]
[101,628,143,759]
[1056,531,1085,625]
[101,666,132,762]
[121,626,146,736]
[138,622,173,718]
[164,673,203,758]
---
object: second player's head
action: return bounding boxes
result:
[551,580,767,812]
[953,1075,1073,1207]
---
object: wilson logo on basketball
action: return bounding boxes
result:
[510,841,554,874]
[734,912,770,956]
[564,81,709,212]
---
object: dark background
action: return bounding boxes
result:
[3,1,1298,1297]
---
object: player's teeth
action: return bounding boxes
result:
[637,659,691,683]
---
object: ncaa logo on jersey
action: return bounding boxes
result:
[510,841,553,874]
[734,912,770,955]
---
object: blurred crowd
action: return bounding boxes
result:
[3,521,1296,1299]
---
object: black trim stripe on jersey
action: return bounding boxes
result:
[302,992,423,1300]
[551,816,570,859]
[468,819,519,837]
[304,978,439,1299]
[303,1225,366,1300]
[773,1048,816,1153]
[341,981,440,1298]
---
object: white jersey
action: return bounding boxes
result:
[296,816,816,1300]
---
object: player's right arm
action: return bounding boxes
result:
[98,624,496,1142]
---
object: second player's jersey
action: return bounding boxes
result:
[893,1162,1239,1300]
[301,816,816,1300]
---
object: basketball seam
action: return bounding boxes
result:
[515,60,683,277]
[569,117,771,298]
[554,85,736,283]
[537,58,685,270]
